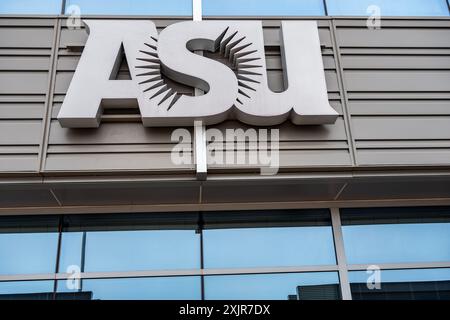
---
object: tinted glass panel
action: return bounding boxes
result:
[57,276,201,300]
[203,210,336,268]
[350,268,450,300]
[203,0,325,16]
[65,0,192,15]
[205,272,340,300]
[59,213,200,272]
[0,281,54,300]
[341,207,450,264]
[0,0,62,14]
[0,216,59,275]
[326,0,450,16]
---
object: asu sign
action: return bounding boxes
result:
[58,20,338,128]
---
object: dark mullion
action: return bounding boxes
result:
[61,0,67,15]
[198,212,205,300]
[79,231,87,292]
[52,215,64,300]
[323,0,329,16]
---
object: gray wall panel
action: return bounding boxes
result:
[0,120,42,144]
[45,153,193,171]
[335,18,450,166]
[341,55,450,70]
[202,180,346,203]
[353,117,450,140]
[345,70,450,92]
[348,101,450,116]
[43,20,195,172]
[0,103,45,119]
[0,27,54,48]
[0,56,50,70]
[44,19,352,172]
[0,18,54,173]
[0,155,39,171]
[336,27,450,48]
[0,72,49,94]
[263,27,333,47]
[0,186,57,207]
[51,182,199,206]
[1,17,450,175]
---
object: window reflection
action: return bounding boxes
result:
[341,207,450,264]
[326,0,450,16]
[0,281,55,300]
[0,0,62,14]
[0,216,59,275]
[57,276,201,300]
[59,213,201,273]
[203,0,326,16]
[203,210,336,268]
[349,268,450,300]
[65,0,192,16]
[204,272,340,300]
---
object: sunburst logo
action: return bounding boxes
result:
[136,26,264,111]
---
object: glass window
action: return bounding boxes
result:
[0,0,62,14]
[57,276,201,300]
[0,281,54,300]
[0,216,59,275]
[204,272,340,300]
[349,268,450,300]
[203,0,326,16]
[326,0,450,16]
[58,213,201,273]
[341,207,450,265]
[65,0,192,16]
[203,210,336,269]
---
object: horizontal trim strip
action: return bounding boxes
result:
[2,262,450,282]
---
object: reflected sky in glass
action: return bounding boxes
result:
[58,231,83,273]
[204,272,340,300]
[204,226,336,268]
[65,0,192,15]
[58,276,201,300]
[0,0,62,14]
[0,280,54,295]
[0,233,58,275]
[343,222,450,264]
[59,230,200,272]
[203,0,325,16]
[349,268,450,283]
[326,0,450,16]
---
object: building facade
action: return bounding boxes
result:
[0,0,450,300]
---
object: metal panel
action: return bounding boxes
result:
[334,18,450,166]
[202,179,347,203]
[44,19,195,172]
[0,18,54,172]
[339,177,450,200]
[43,18,352,173]
[0,16,449,182]
[49,181,200,206]
[0,185,58,207]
